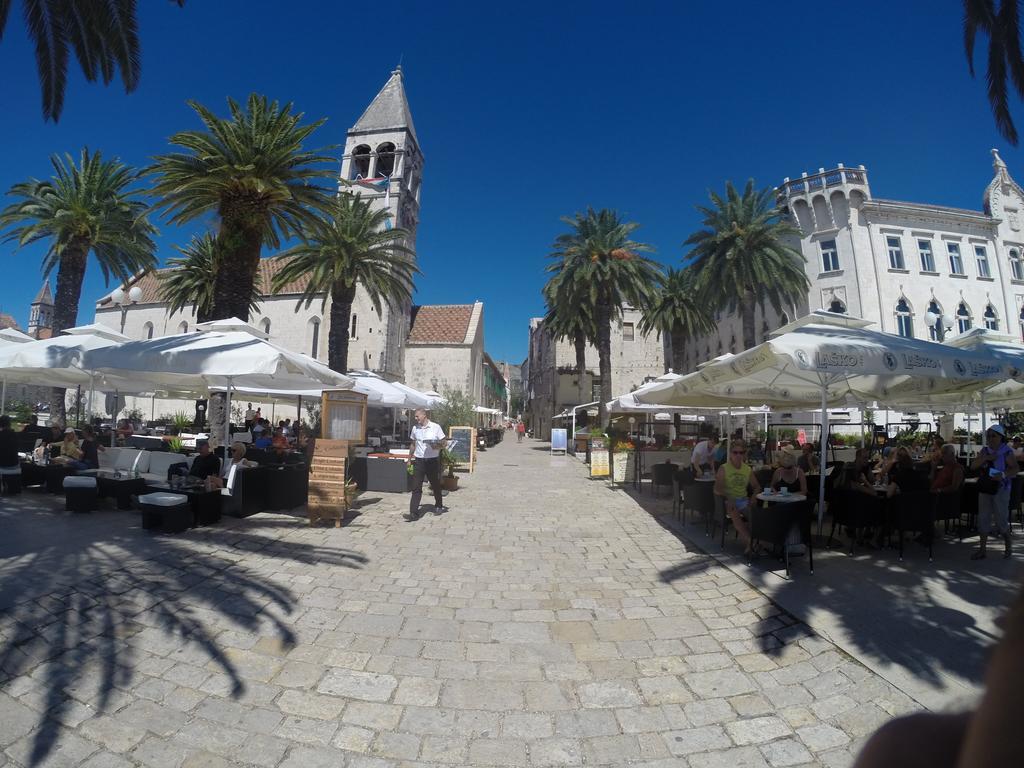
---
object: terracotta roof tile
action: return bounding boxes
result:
[0,313,20,331]
[408,304,473,344]
[95,258,317,308]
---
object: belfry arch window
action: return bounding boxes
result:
[308,317,321,359]
[351,145,371,179]
[984,304,999,331]
[376,142,396,177]
[957,302,973,334]
[895,297,914,338]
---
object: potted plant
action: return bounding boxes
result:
[167,436,184,454]
[611,439,635,483]
[440,447,459,491]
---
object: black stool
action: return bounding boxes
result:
[63,476,97,513]
[138,492,191,533]
[0,466,21,495]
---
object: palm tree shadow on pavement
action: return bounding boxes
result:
[0,494,367,766]
[629,486,1021,696]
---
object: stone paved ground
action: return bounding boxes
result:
[0,439,935,767]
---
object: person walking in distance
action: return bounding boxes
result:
[406,408,446,520]
[516,421,526,443]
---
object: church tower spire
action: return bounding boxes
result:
[338,69,423,380]
[28,279,53,338]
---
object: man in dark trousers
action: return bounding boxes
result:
[405,408,446,520]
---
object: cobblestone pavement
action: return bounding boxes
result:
[0,440,928,767]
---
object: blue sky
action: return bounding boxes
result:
[0,0,1018,364]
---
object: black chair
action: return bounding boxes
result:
[828,488,886,554]
[1010,476,1023,530]
[754,468,774,491]
[749,500,814,575]
[690,481,716,536]
[895,491,935,562]
[673,468,695,521]
[934,488,965,540]
[651,462,675,498]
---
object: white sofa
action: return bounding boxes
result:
[96,447,193,484]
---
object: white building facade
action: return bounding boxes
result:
[680,150,1024,434]
[525,307,666,440]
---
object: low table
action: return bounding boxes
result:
[94,471,147,510]
[145,482,222,526]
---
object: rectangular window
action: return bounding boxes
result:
[896,314,913,338]
[886,236,905,270]
[975,245,991,277]
[820,239,840,272]
[947,242,964,275]
[917,240,935,272]
[622,322,634,341]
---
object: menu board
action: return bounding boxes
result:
[590,448,610,477]
[551,428,567,453]
[447,426,475,472]
[307,439,348,527]
[321,390,367,441]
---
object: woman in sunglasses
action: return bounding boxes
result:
[714,439,762,558]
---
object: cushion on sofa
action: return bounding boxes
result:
[99,447,120,470]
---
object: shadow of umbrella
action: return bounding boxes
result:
[0,496,367,766]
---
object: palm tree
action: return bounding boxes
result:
[0,148,157,425]
[638,266,714,373]
[964,0,1024,145]
[548,208,662,428]
[686,180,808,352]
[270,192,416,374]
[149,93,335,322]
[160,234,260,324]
[0,0,185,121]
[542,274,594,411]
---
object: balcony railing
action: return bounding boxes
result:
[778,167,867,198]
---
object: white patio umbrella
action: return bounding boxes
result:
[0,327,33,344]
[348,370,428,408]
[637,311,1010,526]
[82,331,354,450]
[195,316,269,339]
[391,381,443,408]
[0,330,143,414]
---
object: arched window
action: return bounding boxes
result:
[984,304,1000,331]
[895,297,914,338]
[178,321,188,334]
[1012,248,1024,281]
[351,145,371,179]
[1019,306,1024,342]
[729,335,736,354]
[780,311,790,326]
[350,314,358,339]
[926,300,942,340]
[957,302,973,334]
[308,317,321,359]
[261,318,271,337]
[375,142,396,177]
[142,322,154,340]
[828,298,846,314]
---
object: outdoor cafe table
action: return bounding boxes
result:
[756,491,807,504]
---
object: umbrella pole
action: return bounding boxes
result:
[75,385,81,428]
[87,375,95,428]
[225,379,233,457]
[111,389,118,448]
[817,385,828,535]
[297,396,302,428]
[981,391,987,437]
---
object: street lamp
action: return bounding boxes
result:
[110,285,142,334]
[925,309,954,342]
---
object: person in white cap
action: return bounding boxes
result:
[971,423,1018,559]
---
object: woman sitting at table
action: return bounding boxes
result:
[931,444,964,495]
[797,442,819,473]
[51,428,83,465]
[770,450,807,495]
[882,446,927,498]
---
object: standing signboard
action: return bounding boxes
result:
[551,428,567,454]
[590,436,610,477]
[321,390,367,442]
[447,426,476,472]
[308,438,348,527]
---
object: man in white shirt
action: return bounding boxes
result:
[244,403,257,430]
[690,436,718,473]
[406,408,446,520]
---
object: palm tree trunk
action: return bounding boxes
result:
[595,298,613,430]
[670,327,686,373]
[574,329,587,411]
[48,242,89,427]
[211,222,262,321]
[208,221,261,450]
[328,282,357,374]
[740,286,757,351]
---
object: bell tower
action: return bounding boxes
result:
[28,279,54,338]
[339,67,423,380]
